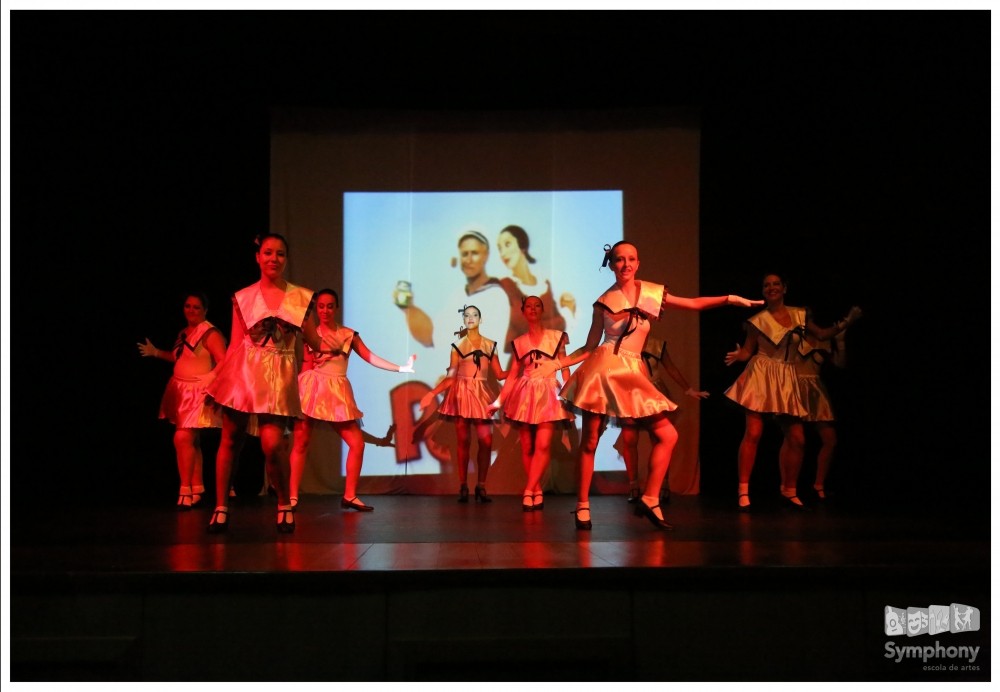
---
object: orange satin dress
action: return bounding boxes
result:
[297,325,365,423]
[797,340,835,422]
[158,320,223,429]
[560,281,678,423]
[724,307,810,417]
[503,329,574,425]
[438,336,501,422]
[207,281,314,421]
[640,335,674,399]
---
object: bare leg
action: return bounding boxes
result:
[474,421,493,486]
[518,425,536,509]
[214,409,247,507]
[338,421,367,503]
[454,419,471,486]
[259,419,295,532]
[618,426,641,500]
[289,417,313,507]
[778,416,805,504]
[738,412,764,484]
[174,427,197,507]
[191,433,205,501]
[737,412,764,507]
[208,409,247,530]
[576,413,605,523]
[259,416,290,506]
[517,425,535,479]
[813,422,837,498]
[525,422,555,504]
[640,416,678,521]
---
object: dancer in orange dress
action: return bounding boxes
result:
[489,295,574,511]
[534,241,762,530]
[797,326,848,502]
[724,272,861,511]
[137,292,227,509]
[289,289,415,513]
[206,233,396,534]
[612,335,709,504]
[419,305,507,503]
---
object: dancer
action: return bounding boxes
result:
[419,305,507,503]
[613,335,709,504]
[290,289,416,513]
[799,319,853,501]
[137,292,227,509]
[536,241,762,530]
[723,272,861,511]
[488,295,574,511]
[205,232,413,534]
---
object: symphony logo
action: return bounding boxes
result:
[883,603,984,670]
[884,604,980,637]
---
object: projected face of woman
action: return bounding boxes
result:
[497,230,524,271]
[316,293,339,327]
[257,237,288,282]
[462,306,481,331]
[183,296,207,328]
[459,237,488,281]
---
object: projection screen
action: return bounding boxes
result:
[270,107,702,497]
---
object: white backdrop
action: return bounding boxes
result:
[270,107,703,497]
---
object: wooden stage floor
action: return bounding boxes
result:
[8,492,988,574]
[9,492,991,682]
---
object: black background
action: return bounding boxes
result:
[12,11,989,513]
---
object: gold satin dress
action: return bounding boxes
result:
[158,320,223,429]
[797,341,835,422]
[438,336,502,422]
[560,282,678,423]
[297,325,365,423]
[724,307,810,417]
[502,329,574,425]
[640,335,674,399]
[207,281,314,422]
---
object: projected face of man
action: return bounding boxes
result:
[459,237,489,287]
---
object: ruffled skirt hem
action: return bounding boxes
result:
[798,375,835,422]
[206,341,301,418]
[159,376,222,429]
[502,376,575,425]
[559,345,677,422]
[724,355,808,417]
[438,376,500,421]
[297,369,364,423]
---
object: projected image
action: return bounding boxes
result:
[343,190,625,482]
